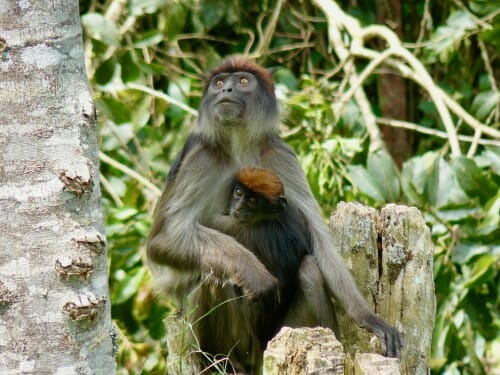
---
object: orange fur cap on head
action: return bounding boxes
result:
[236,167,284,200]
[204,57,275,98]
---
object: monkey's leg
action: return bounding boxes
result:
[284,255,339,335]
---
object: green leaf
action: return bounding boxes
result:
[200,0,225,31]
[94,57,117,85]
[129,0,169,15]
[275,67,299,91]
[401,152,439,205]
[463,254,496,288]
[475,147,500,174]
[120,53,141,83]
[165,2,189,39]
[470,0,500,15]
[452,156,497,204]
[133,31,164,48]
[366,149,400,201]
[100,122,134,151]
[470,91,499,122]
[166,78,191,121]
[435,206,481,222]
[81,13,121,47]
[451,243,490,265]
[424,11,476,63]
[112,267,147,304]
[425,156,470,208]
[113,207,139,221]
[97,97,132,124]
[347,165,385,201]
[476,191,500,236]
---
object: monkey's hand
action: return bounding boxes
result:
[231,252,280,302]
[199,226,280,301]
[364,315,403,359]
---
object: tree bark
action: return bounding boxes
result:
[264,327,345,375]
[376,0,412,167]
[0,1,116,373]
[329,203,435,375]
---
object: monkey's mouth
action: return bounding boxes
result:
[214,99,244,125]
[216,97,240,105]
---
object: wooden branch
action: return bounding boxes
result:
[311,0,471,156]
[376,117,500,147]
[311,0,386,152]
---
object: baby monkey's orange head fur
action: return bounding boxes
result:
[236,167,284,201]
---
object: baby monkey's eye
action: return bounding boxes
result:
[235,188,243,197]
[240,77,249,85]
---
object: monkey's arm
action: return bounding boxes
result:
[262,137,402,358]
[147,143,278,299]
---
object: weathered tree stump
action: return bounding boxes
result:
[264,327,345,375]
[328,203,435,375]
[164,312,201,375]
[263,327,401,375]
[352,353,400,375]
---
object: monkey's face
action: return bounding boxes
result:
[205,72,259,126]
[198,69,278,138]
[230,184,286,225]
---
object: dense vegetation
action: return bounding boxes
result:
[79,0,499,373]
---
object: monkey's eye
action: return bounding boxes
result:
[235,187,243,197]
[215,79,224,88]
[240,77,249,85]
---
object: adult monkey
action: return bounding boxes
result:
[146,57,402,370]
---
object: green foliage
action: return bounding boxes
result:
[80,0,499,373]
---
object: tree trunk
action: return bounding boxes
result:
[377,0,412,167]
[329,203,435,375]
[0,1,116,373]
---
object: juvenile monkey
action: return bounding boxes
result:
[146,57,402,373]
[223,167,311,346]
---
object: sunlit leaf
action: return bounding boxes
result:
[112,267,147,304]
[100,123,134,151]
[424,11,476,63]
[470,91,498,122]
[133,31,164,48]
[475,147,500,174]
[425,156,471,209]
[347,165,384,201]
[113,207,139,221]
[129,0,169,15]
[463,254,496,288]
[366,149,400,201]
[98,97,132,124]
[476,192,500,236]
[451,243,490,265]
[81,13,121,47]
